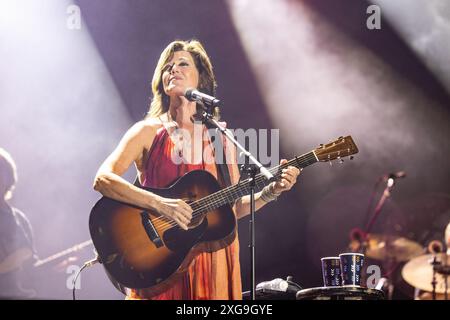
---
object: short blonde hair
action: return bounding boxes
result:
[0,148,17,200]
[147,39,218,119]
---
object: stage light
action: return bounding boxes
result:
[371,0,450,94]
[0,0,131,299]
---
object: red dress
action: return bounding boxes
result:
[128,123,242,300]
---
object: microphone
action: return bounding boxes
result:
[382,171,406,187]
[185,88,221,107]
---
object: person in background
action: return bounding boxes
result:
[0,148,37,298]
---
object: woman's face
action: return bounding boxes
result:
[162,50,199,99]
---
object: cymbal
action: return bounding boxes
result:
[364,234,424,262]
[402,253,450,294]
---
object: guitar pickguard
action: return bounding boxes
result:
[141,211,163,248]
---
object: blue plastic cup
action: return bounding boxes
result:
[339,253,364,286]
[321,257,342,287]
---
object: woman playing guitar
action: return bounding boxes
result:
[93,40,301,300]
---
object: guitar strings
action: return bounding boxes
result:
[149,153,318,231]
[150,154,318,231]
[150,141,353,230]
[150,154,317,231]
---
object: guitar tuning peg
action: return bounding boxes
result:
[338,136,343,140]
[329,161,333,166]
[350,156,354,160]
[319,144,324,148]
[339,158,344,164]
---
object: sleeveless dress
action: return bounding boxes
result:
[127,122,242,300]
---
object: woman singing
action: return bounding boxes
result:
[93,39,300,300]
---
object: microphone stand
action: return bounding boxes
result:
[198,105,274,301]
[364,178,395,235]
[363,177,399,300]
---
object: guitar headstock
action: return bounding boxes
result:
[314,136,359,162]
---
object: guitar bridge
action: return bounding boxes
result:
[141,211,164,248]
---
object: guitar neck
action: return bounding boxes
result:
[191,151,318,214]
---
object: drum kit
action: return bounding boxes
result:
[355,231,449,300]
[296,191,450,300]
[299,188,450,300]
[402,253,449,300]
[325,185,450,300]
[294,230,449,300]
[352,192,450,300]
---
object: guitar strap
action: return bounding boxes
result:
[204,122,232,188]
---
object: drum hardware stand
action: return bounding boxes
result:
[198,103,274,301]
[384,257,396,300]
[444,273,448,301]
[432,255,450,300]
[430,255,439,300]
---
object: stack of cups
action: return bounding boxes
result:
[321,253,364,287]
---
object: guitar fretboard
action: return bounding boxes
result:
[189,151,318,215]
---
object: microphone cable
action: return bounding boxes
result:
[72,256,99,300]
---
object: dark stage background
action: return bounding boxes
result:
[0,0,449,299]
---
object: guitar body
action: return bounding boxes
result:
[89,170,236,298]
[89,135,359,298]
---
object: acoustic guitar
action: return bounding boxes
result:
[89,136,358,298]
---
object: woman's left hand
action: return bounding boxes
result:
[272,159,301,195]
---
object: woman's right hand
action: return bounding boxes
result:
[155,197,193,230]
